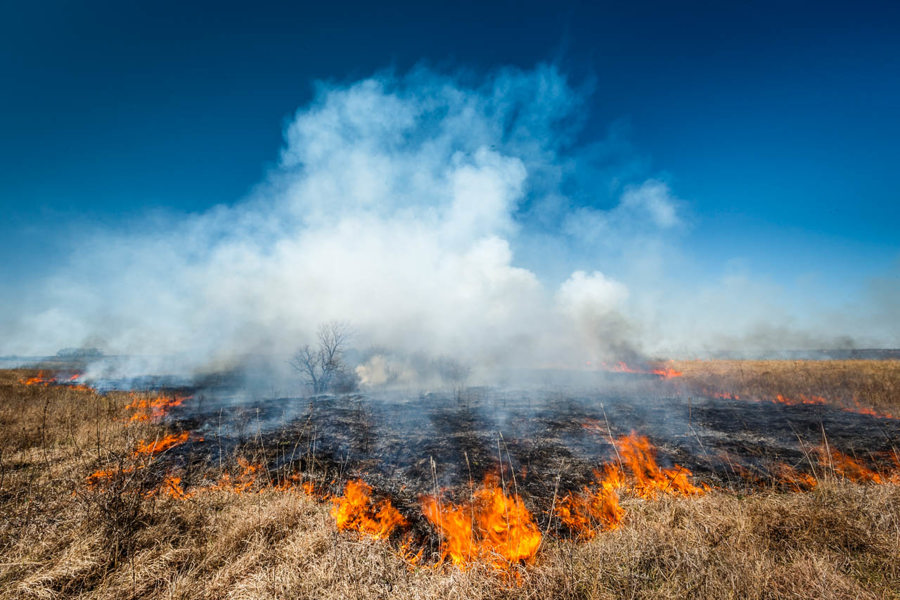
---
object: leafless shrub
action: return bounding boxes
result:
[291,321,360,394]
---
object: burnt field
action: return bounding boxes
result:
[1,361,899,599]
[166,378,900,513]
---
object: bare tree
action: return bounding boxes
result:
[291,321,358,394]
[317,321,348,389]
[290,344,323,393]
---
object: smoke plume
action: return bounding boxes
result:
[1,64,894,380]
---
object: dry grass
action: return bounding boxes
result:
[1,367,899,599]
[672,359,900,414]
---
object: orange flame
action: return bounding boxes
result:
[160,475,192,500]
[615,433,705,499]
[849,398,897,420]
[331,479,407,540]
[133,431,192,456]
[212,458,262,494]
[86,467,130,488]
[19,371,93,391]
[126,393,192,423]
[773,463,817,491]
[604,362,683,379]
[773,393,826,406]
[651,366,684,379]
[818,447,883,483]
[705,387,898,421]
[421,475,541,570]
[556,464,625,538]
[20,371,53,386]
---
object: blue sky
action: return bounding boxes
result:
[1,0,898,358]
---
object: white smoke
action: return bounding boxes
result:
[1,64,894,378]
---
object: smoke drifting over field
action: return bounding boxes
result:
[1,64,895,378]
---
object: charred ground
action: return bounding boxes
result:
[1,361,899,599]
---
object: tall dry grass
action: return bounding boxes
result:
[1,367,898,599]
[672,359,900,414]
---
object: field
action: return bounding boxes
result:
[1,362,899,599]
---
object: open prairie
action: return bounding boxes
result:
[1,362,898,599]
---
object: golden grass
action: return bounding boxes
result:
[1,367,899,599]
[671,359,900,414]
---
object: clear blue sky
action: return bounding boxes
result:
[2,0,898,299]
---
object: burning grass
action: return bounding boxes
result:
[421,474,542,570]
[1,365,899,598]
[672,358,900,418]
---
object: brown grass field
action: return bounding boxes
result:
[672,359,900,416]
[1,363,899,599]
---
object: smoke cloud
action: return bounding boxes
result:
[1,64,894,379]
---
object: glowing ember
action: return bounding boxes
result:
[421,475,541,570]
[133,431,192,456]
[331,479,407,540]
[615,433,706,499]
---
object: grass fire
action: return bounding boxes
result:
[1,357,898,598]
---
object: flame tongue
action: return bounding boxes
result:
[126,393,191,422]
[475,478,543,565]
[616,433,705,499]
[421,497,476,565]
[421,475,541,570]
[556,464,625,538]
[133,431,191,456]
[820,447,883,483]
[331,479,407,540]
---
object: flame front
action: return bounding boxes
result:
[126,393,192,422]
[773,462,818,491]
[133,431,192,456]
[555,464,625,539]
[421,475,541,570]
[604,362,683,379]
[331,479,407,540]
[20,371,53,386]
[819,447,883,483]
[615,433,706,499]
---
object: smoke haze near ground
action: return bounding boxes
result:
[1,64,896,380]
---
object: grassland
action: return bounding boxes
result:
[1,364,898,599]
[671,359,900,415]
